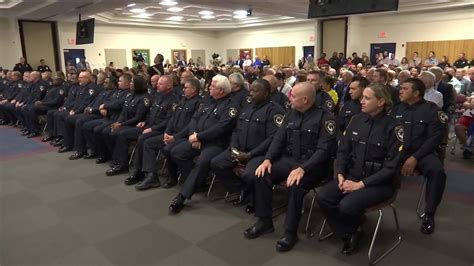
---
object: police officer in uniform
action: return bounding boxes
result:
[17,72,48,134]
[22,71,66,137]
[126,78,202,189]
[336,77,368,139]
[37,59,52,73]
[81,75,131,160]
[13,57,33,75]
[229,72,250,108]
[390,78,447,235]
[306,70,336,113]
[105,75,179,175]
[0,71,27,125]
[244,81,336,252]
[68,77,119,160]
[168,75,238,214]
[210,79,285,213]
[263,75,290,111]
[57,71,99,153]
[316,83,402,255]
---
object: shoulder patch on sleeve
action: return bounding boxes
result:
[325,100,335,111]
[144,97,150,107]
[273,114,284,127]
[395,125,404,142]
[246,95,252,104]
[228,107,238,118]
[438,111,448,124]
[325,120,336,135]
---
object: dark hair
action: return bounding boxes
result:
[252,79,271,94]
[108,76,118,87]
[308,70,325,78]
[121,73,133,83]
[375,68,388,81]
[132,75,147,94]
[321,76,335,87]
[185,78,202,92]
[274,72,285,81]
[351,76,369,89]
[403,77,426,97]
[367,83,393,111]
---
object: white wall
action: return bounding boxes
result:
[347,7,474,58]
[0,17,23,69]
[215,22,317,64]
[57,22,219,70]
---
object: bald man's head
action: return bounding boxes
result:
[78,71,91,85]
[263,75,278,92]
[30,71,41,83]
[290,81,316,112]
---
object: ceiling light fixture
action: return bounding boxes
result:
[217,18,232,21]
[130,8,146,13]
[198,10,214,15]
[133,13,152,18]
[159,1,178,6]
[201,15,215,19]
[127,3,136,7]
[233,15,247,19]
[233,10,247,16]
[167,7,184,12]
[187,18,202,21]
[167,16,184,20]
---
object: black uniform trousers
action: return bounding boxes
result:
[316,179,394,235]
[402,152,446,215]
[170,141,224,199]
[161,138,186,180]
[210,150,264,194]
[111,127,146,167]
[70,114,102,153]
[139,133,165,173]
[45,109,67,137]
[0,103,17,123]
[23,105,53,133]
[14,105,28,125]
[129,131,163,172]
[63,114,89,148]
[82,118,114,157]
[254,156,324,234]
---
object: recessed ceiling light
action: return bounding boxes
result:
[115,8,123,10]
[233,15,247,19]
[167,7,184,12]
[167,16,183,21]
[130,8,146,13]
[233,10,247,16]
[187,18,201,21]
[217,18,232,21]
[127,3,136,7]
[159,1,178,6]
[133,13,152,18]
[198,10,214,15]
[201,15,215,19]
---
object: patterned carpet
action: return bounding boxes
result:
[1,125,473,266]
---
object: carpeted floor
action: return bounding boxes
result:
[1,125,473,266]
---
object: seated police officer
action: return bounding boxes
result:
[210,79,285,213]
[336,76,368,139]
[125,78,202,189]
[0,71,26,125]
[316,83,402,255]
[390,78,447,234]
[244,81,336,252]
[168,75,238,214]
[306,70,336,113]
[22,71,66,137]
[263,75,290,111]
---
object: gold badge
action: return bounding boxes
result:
[395,125,404,142]
[59,89,64,95]
[325,120,336,135]
[438,111,448,124]
[144,97,150,107]
[89,89,94,95]
[228,107,238,118]
[325,100,334,111]
[273,114,284,127]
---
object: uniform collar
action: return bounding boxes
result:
[364,110,386,122]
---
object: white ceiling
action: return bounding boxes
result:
[0,0,473,29]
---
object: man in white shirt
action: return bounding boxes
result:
[242,55,253,69]
[420,71,443,108]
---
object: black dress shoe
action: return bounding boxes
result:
[232,189,249,206]
[53,141,63,147]
[342,231,363,255]
[105,165,129,176]
[109,160,120,168]
[69,152,85,160]
[58,146,72,153]
[276,232,298,252]
[27,132,40,138]
[245,205,255,214]
[124,171,144,185]
[135,173,161,191]
[169,194,185,214]
[96,157,108,164]
[83,153,97,159]
[163,177,178,189]
[42,136,53,142]
[21,130,30,136]
[243,219,274,239]
[421,214,435,234]
[53,136,62,143]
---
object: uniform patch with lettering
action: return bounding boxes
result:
[40,85,45,91]
[395,125,404,142]
[246,96,252,104]
[228,107,238,118]
[144,97,150,107]
[59,89,64,95]
[325,120,336,135]
[88,89,94,95]
[438,111,448,124]
[325,100,335,111]
[273,114,284,127]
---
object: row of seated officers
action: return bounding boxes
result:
[0,69,447,255]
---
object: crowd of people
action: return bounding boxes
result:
[1,49,473,256]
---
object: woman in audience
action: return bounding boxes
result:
[438,56,451,69]
[321,76,339,105]
[400,57,409,70]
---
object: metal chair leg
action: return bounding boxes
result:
[207,174,217,199]
[368,205,402,265]
[416,178,427,219]
[318,218,334,241]
[305,190,317,237]
[128,145,136,167]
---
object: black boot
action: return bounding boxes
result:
[421,213,435,234]
[124,170,145,185]
[276,231,299,252]
[135,172,161,190]
[243,218,274,239]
